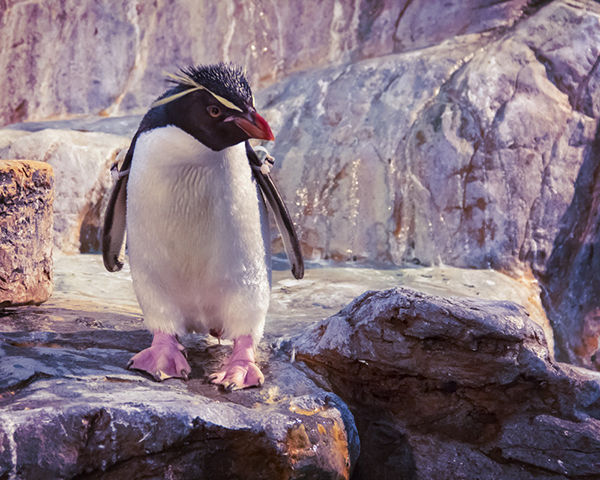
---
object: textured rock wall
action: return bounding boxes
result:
[0,160,53,306]
[0,0,528,125]
[539,126,600,369]
[262,0,600,273]
[2,0,600,366]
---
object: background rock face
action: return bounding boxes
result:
[0,160,53,306]
[0,0,530,125]
[262,1,600,273]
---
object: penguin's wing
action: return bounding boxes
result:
[246,142,304,280]
[102,143,134,272]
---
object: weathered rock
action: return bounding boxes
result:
[0,329,358,479]
[260,0,600,274]
[537,128,600,369]
[0,129,129,253]
[0,160,53,306]
[292,287,600,479]
[0,0,531,125]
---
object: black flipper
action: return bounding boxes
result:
[246,141,304,279]
[102,142,135,272]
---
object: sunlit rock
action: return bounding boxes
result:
[0,160,53,306]
[0,129,128,253]
[292,287,600,478]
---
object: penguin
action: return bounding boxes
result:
[101,63,303,390]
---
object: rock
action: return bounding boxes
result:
[0,255,359,479]
[292,287,600,479]
[0,0,530,125]
[0,129,129,253]
[0,330,358,479]
[260,0,600,273]
[0,160,53,306]
[537,132,600,368]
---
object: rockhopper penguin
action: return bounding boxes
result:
[102,63,303,390]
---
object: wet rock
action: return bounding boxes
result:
[0,160,53,306]
[0,0,530,124]
[292,287,600,479]
[0,129,129,253]
[260,0,600,273]
[0,329,358,479]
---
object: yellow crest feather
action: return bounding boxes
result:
[152,70,243,112]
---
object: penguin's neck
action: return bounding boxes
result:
[135,125,245,170]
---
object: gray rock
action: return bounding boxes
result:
[0,329,358,479]
[292,287,600,479]
[538,132,600,368]
[0,160,54,306]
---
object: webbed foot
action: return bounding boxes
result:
[209,335,264,390]
[128,331,191,381]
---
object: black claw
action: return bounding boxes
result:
[181,370,189,381]
[126,359,133,369]
[224,382,237,392]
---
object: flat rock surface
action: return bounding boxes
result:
[0,329,357,479]
[0,259,362,479]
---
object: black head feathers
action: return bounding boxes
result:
[153,62,254,111]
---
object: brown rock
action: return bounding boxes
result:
[0,160,53,306]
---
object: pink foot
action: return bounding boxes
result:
[209,335,264,391]
[128,332,191,381]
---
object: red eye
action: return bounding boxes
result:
[207,105,221,117]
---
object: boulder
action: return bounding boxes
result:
[0,255,359,479]
[0,160,53,306]
[0,129,129,253]
[292,287,600,479]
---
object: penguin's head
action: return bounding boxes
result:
[152,63,274,151]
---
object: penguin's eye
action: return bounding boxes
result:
[207,105,221,118]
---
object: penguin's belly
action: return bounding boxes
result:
[126,126,270,338]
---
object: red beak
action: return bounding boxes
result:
[231,111,275,141]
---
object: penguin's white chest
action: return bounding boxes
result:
[126,126,270,338]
